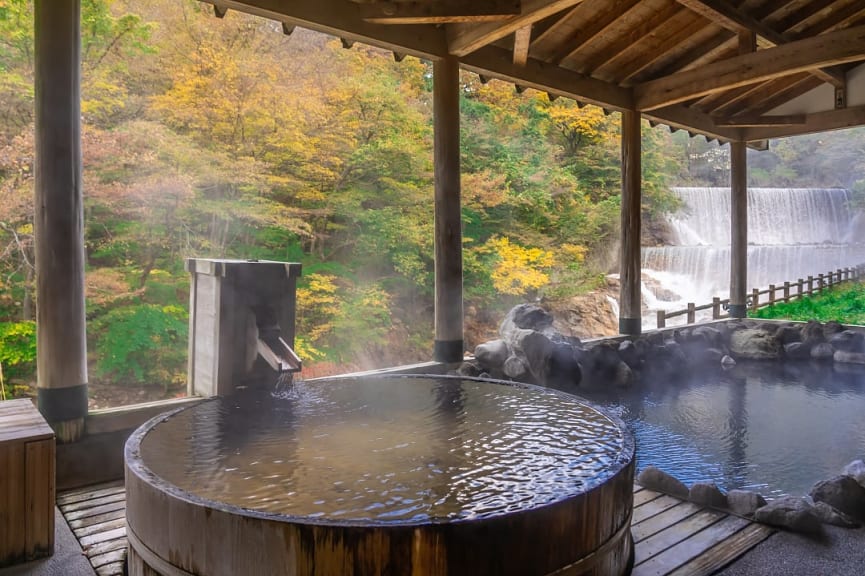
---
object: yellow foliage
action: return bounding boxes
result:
[485,237,554,296]
[296,273,341,343]
[558,243,588,265]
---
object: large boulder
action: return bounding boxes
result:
[729,328,782,360]
[545,343,582,390]
[833,350,865,365]
[810,342,835,361]
[829,330,864,353]
[754,496,822,533]
[811,501,861,528]
[801,320,826,345]
[637,466,688,499]
[784,341,811,360]
[727,490,767,517]
[693,325,724,348]
[774,325,802,345]
[809,475,865,521]
[500,303,555,335]
[617,340,641,369]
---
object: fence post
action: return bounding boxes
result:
[818,274,825,291]
[808,275,814,294]
[797,278,804,299]
[712,297,720,319]
[751,288,759,312]
[783,281,790,302]
[769,284,776,305]
[687,302,695,324]
[656,310,666,329]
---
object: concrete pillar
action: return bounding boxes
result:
[34,0,88,442]
[619,110,642,335]
[433,57,463,362]
[729,141,748,318]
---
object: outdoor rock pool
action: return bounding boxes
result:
[579,360,865,498]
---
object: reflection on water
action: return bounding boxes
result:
[580,361,865,498]
[141,376,626,523]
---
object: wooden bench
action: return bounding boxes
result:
[0,398,55,567]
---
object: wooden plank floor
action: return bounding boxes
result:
[57,482,126,576]
[631,484,775,576]
[57,482,774,576]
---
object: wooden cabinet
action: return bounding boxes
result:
[0,398,55,567]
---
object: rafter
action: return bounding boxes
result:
[675,0,844,86]
[643,104,743,142]
[358,0,521,24]
[714,114,806,127]
[634,24,865,111]
[538,0,642,64]
[447,0,584,57]
[513,25,532,65]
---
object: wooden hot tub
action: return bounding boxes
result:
[125,375,635,576]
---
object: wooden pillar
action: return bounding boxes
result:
[34,0,87,443]
[433,57,463,362]
[619,110,641,335]
[729,141,748,318]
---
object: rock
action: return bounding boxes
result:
[784,341,811,360]
[823,321,845,337]
[457,360,484,377]
[774,325,802,345]
[729,328,782,360]
[545,343,582,390]
[810,342,835,361]
[693,325,723,348]
[834,350,865,365]
[474,339,509,371]
[500,303,554,334]
[753,496,822,534]
[581,342,622,379]
[689,483,728,508]
[801,320,826,345]
[727,490,767,517]
[811,501,861,528]
[613,361,633,387]
[518,330,556,384]
[618,340,641,369]
[637,466,688,499]
[721,355,736,367]
[701,347,724,364]
[810,475,865,521]
[842,460,865,488]
[503,355,529,381]
[829,330,864,353]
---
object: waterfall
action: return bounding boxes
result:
[642,187,865,327]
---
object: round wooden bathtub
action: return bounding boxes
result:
[125,375,635,576]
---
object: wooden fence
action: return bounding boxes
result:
[655,265,865,329]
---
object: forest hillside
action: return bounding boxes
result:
[3,0,865,404]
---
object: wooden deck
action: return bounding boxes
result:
[56,482,126,576]
[57,482,774,576]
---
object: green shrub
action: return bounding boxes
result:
[750,282,865,324]
[91,304,188,388]
[0,321,36,381]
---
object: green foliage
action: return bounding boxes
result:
[750,282,865,324]
[0,321,35,383]
[90,304,187,387]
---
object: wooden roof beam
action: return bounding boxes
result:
[643,104,743,142]
[358,0,521,24]
[744,105,865,140]
[634,24,865,111]
[447,0,584,57]
[674,0,845,87]
[513,25,531,66]
[460,44,633,110]
[198,0,449,60]
[714,114,806,127]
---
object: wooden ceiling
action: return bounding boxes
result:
[205,0,865,142]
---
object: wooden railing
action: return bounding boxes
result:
[655,265,865,329]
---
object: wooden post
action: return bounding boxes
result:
[808,275,814,294]
[818,273,825,291]
[34,0,87,443]
[433,56,463,363]
[656,310,666,329]
[783,282,790,302]
[619,110,641,335]
[769,284,775,305]
[729,141,747,318]
[712,297,720,319]
[687,302,696,324]
[797,278,803,299]
[751,288,759,312]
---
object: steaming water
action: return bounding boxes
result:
[139,376,627,523]
[580,361,865,498]
[641,188,865,327]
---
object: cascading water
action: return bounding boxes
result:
[641,187,865,327]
